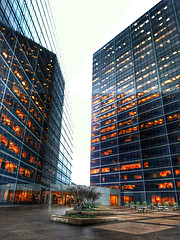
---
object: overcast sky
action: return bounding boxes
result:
[51,0,160,186]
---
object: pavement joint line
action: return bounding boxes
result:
[136,221,180,227]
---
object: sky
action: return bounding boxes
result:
[51,0,160,186]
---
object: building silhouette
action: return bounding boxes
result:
[0,0,73,204]
[90,0,180,205]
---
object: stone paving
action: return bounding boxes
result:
[0,205,180,240]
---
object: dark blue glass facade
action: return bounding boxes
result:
[0,0,73,204]
[90,0,180,205]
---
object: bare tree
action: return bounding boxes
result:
[84,186,101,208]
[68,185,101,213]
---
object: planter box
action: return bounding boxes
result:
[51,215,118,225]
[65,210,114,216]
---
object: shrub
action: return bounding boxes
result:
[142,201,147,206]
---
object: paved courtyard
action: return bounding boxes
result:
[0,205,180,240]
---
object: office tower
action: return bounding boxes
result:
[0,0,73,204]
[90,0,180,205]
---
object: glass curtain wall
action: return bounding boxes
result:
[90,0,180,205]
[0,0,73,204]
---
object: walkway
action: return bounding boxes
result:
[0,205,179,239]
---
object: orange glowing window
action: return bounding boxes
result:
[137,92,144,98]
[91,146,95,151]
[144,162,149,168]
[175,170,180,175]
[30,156,36,164]
[118,95,135,105]
[1,113,11,126]
[101,167,110,173]
[112,167,119,171]
[177,182,180,188]
[129,111,136,116]
[138,93,159,104]
[95,105,100,110]
[27,119,32,128]
[25,169,30,178]
[155,29,173,42]
[125,138,131,142]
[110,186,119,189]
[140,118,163,129]
[0,134,9,147]
[101,105,112,113]
[91,138,99,143]
[101,111,115,120]
[167,113,180,122]
[122,185,135,190]
[92,99,100,105]
[91,133,95,137]
[121,163,141,171]
[93,111,100,117]
[19,167,24,176]
[105,119,112,125]
[124,175,128,180]
[123,196,131,203]
[101,132,116,141]
[13,84,21,96]
[118,102,136,113]
[119,117,134,127]
[119,126,137,135]
[9,141,20,154]
[92,117,99,123]
[90,169,100,175]
[102,150,112,156]
[16,109,25,120]
[158,182,173,189]
[160,170,171,177]
[5,161,17,173]
[101,124,115,133]
[22,150,27,158]
[102,177,105,182]
[134,175,142,179]
[14,70,22,79]
[92,94,99,99]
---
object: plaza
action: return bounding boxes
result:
[0,205,179,240]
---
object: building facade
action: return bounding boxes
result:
[0,0,73,204]
[90,0,180,205]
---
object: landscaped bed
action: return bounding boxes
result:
[50,185,118,225]
[50,214,118,225]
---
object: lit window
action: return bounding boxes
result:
[101,167,110,173]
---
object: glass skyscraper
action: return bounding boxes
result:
[0,0,73,204]
[90,0,180,205]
